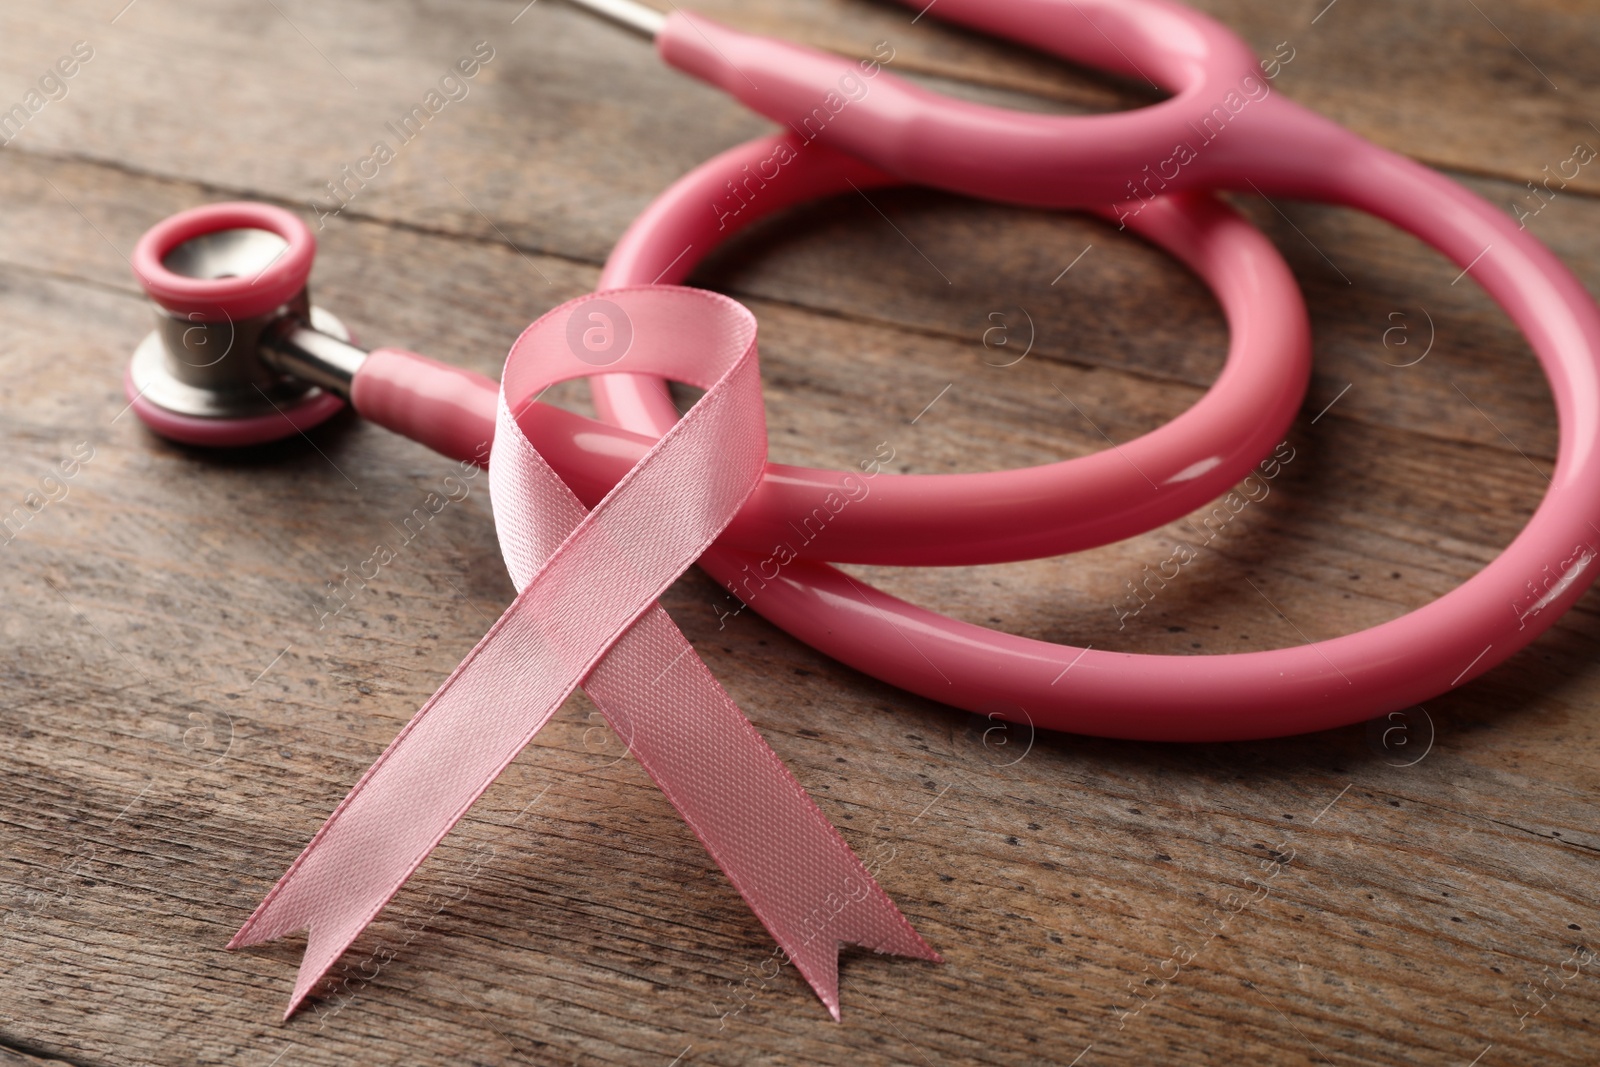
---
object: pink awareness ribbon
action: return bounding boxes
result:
[229,286,938,1019]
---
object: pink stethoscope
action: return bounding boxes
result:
[124,0,1600,744]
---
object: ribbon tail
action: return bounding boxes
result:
[764,874,942,1023]
[228,580,582,1019]
[586,606,940,1020]
[227,882,387,1021]
[226,772,509,1022]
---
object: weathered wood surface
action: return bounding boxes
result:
[1,1,1598,1064]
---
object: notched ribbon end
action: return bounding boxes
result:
[227,892,369,1021]
[802,933,943,1023]
[781,900,942,1021]
[858,925,942,966]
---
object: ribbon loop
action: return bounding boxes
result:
[231,286,936,1020]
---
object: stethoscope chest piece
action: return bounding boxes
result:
[127,203,357,448]
[129,300,351,422]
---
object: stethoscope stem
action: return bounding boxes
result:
[261,319,369,397]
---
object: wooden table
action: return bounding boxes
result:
[2,1,1598,1063]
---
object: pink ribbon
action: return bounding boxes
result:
[230,286,937,1019]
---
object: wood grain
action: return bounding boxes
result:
[1,1,1598,1065]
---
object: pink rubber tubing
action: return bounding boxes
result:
[357,118,1600,741]
[577,0,1600,739]
[269,0,1600,740]
[656,0,1402,211]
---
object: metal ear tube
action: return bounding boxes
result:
[256,315,368,396]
